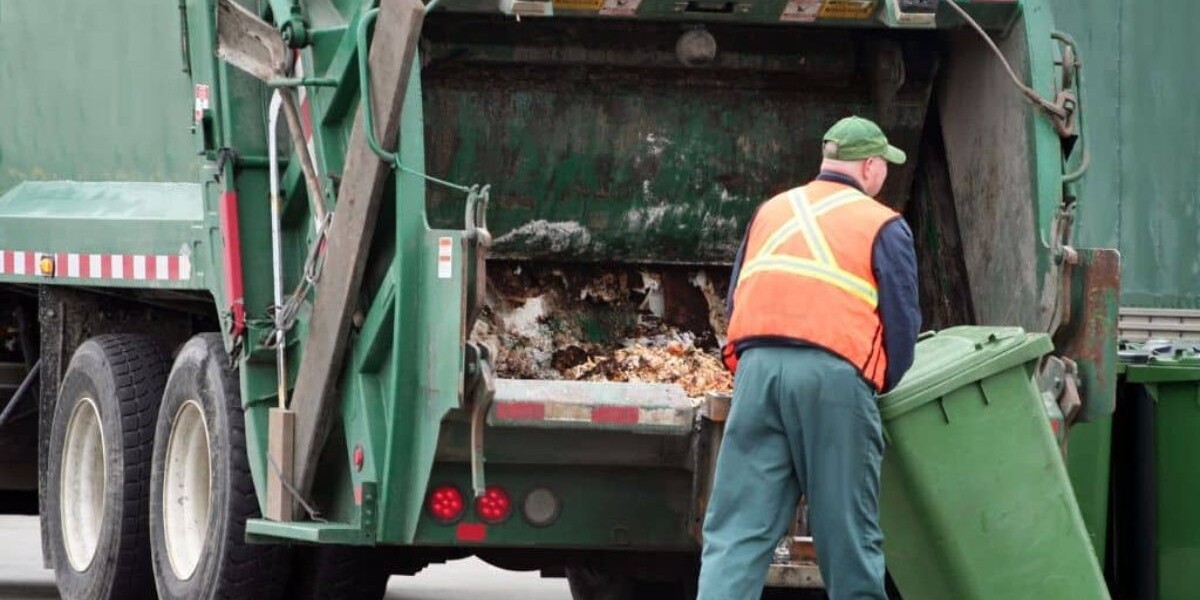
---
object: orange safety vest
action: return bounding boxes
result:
[724,180,898,391]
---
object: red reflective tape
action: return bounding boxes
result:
[592,406,640,425]
[218,191,246,335]
[122,254,134,280]
[146,255,158,280]
[1,251,11,274]
[354,484,363,506]
[56,253,68,276]
[101,255,113,279]
[23,252,35,275]
[166,255,180,280]
[494,402,547,422]
[455,523,487,543]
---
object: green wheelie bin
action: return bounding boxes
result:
[878,326,1109,600]
[1118,347,1200,600]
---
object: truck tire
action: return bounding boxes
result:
[46,335,171,600]
[149,334,288,599]
[285,546,391,600]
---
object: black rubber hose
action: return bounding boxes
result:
[0,359,41,431]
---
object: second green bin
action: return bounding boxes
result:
[878,326,1109,600]
[1122,352,1200,600]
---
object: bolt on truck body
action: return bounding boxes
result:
[0,0,1116,597]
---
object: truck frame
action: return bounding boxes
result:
[0,0,1110,597]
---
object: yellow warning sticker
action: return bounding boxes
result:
[819,0,877,19]
[554,0,603,10]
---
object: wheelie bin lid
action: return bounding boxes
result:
[1121,341,1200,383]
[878,326,1053,421]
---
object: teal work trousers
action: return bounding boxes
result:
[698,346,887,600]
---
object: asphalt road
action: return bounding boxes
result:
[0,516,571,600]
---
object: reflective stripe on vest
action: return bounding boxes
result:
[724,182,895,390]
[737,189,878,308]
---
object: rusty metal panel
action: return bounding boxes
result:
[1054,248,1121,421]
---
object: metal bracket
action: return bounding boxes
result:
[464,185,491,331]
[465,185,492,247]
[466,343,496,498]
[1053,31,1091,184]
[1053,248,1121,422]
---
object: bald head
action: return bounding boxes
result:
[820,157,889,197]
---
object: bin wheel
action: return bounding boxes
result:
[566,566,696,600]
[285,546,392,600]
[47,335,171,600]
[149,334,288,599]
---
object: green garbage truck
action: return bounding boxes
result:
[0,0,1114,597]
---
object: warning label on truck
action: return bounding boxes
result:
[437,237,453,279]
[554,0,604,10]
[819,0,876,19]
[780,0,822,22]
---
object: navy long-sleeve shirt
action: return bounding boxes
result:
[726,172,921,392]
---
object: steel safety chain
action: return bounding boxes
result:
[260,170,485,351]
[266,452,326,522]
[263,212,333,350]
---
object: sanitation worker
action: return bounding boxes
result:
[699,116,920,600]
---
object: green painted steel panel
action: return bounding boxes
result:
[0,182,209,290]
[1056,0,1200,309]
[0,0,197,194]
[0,182,203,222]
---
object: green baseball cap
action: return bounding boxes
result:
[821,116,907,165]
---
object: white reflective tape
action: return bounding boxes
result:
[89,254,102,278]
[111,255,124,279]
[133,255,147,280]
[179,255,191,280]
[13,251,26,275]
[156,255,170,280]
[0,251,6,274]
[67,254,81,278]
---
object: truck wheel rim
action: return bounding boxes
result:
[163,400,212,580]
[60,397,107,572]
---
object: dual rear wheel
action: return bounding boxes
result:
[47,333,383,600]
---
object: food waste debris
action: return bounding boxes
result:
[471,263,733,397]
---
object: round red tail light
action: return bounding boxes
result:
[475,486,512,524]
[428,485,465,523]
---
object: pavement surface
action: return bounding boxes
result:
[0,515,571,600]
